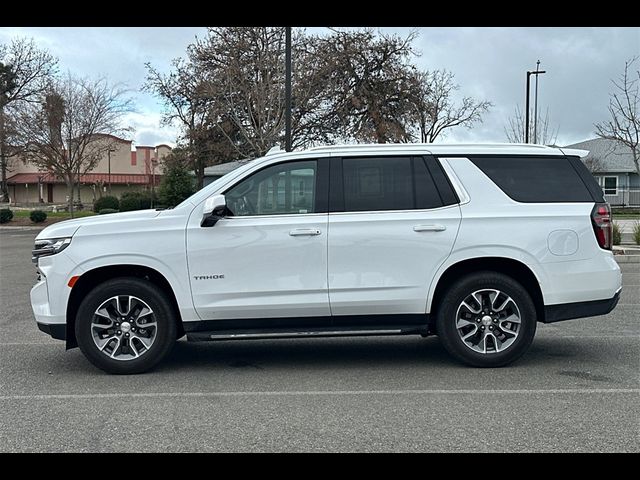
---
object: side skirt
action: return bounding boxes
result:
[183,314,432,342]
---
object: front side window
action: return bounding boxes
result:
[225,160,317,216]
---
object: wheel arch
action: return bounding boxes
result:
[65,265,184,349]
[428,257,545,324]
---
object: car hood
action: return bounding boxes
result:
[35,209,162,240]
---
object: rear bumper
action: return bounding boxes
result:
[543,288,621,323]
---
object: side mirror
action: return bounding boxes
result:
[201,194,227,227]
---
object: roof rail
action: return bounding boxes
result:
[307,142,554,152]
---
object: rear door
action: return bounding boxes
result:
[327,155,461,316]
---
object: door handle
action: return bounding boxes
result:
[413,224,446,232]
[289,228,322,236]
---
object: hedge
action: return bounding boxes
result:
[94,196,119,213]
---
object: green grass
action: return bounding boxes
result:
[11,210,96,219]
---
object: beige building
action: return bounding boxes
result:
[6,134,172,205]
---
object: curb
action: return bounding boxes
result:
[0,226,45,231]
[615,255,640,264]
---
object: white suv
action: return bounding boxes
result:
[30,144,622,374]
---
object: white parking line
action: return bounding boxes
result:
[0,388,638,401]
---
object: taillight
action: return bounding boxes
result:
[591,202,612,250]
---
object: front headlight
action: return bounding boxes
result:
[32,237,72,264]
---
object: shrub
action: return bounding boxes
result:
[119,191,153,212]
[94,196,119,213]
[98,208,119,215]
[0,209,13,224]
[612,221,622,246]
[139,193,153,210]
[633,221,640,246]
[29,210,47,223]
[119,195,141,212]
[159,163,195,207]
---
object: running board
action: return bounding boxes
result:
[186,325,424,342]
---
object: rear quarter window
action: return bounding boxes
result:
[469,156,596,203]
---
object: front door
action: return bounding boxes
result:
[187,158,330,321]
[328,156,461,316]
[47,184,53,203]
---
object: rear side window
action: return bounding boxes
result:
[342,156,443,212]
[469,156,595,203]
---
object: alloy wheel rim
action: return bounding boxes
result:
[455,289,521,354]
[91,295,157,361]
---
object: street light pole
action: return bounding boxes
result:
[285,26,292,152]
[151,159,156,208]
[107,148,115,195]
[525,71,531,143]
[534,60,540,144]
[525,64,546,143]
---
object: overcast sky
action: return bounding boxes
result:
[1,27,638,148]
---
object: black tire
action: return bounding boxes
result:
[436,271,537,367]
[75,277,177,374]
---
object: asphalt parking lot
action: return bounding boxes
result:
[0,228,638,452]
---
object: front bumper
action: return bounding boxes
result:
[543,288,621,323]
[37,322,67,340]
[30,279,66,334]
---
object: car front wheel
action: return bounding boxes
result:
[75,277,177,374]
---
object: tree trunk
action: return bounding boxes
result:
[0,106,9,203]
[66,175,75,218]
[196,162,204,190]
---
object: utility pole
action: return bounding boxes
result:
[525,63,546,143]
[285,26,292,152]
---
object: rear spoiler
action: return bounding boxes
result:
[559,148,589,158]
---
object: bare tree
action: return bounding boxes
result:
[583,155,606,173]
[0,38,57,202]
[504,105,559,145]
[144,59,238,189]
[595,56,640,176]
[317,28,420,143]
[412,69,492,143]
[190,27,290,158]
[15,73,132,216]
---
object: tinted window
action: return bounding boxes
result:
[427,156,460,206]
[414,157,444,209]
[226,160,316,215]
[469,156,594,203]
[567,156,605,203]
[342,157,442,212]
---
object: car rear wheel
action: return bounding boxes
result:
[436,271,537,367]
[75,277,177,374]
